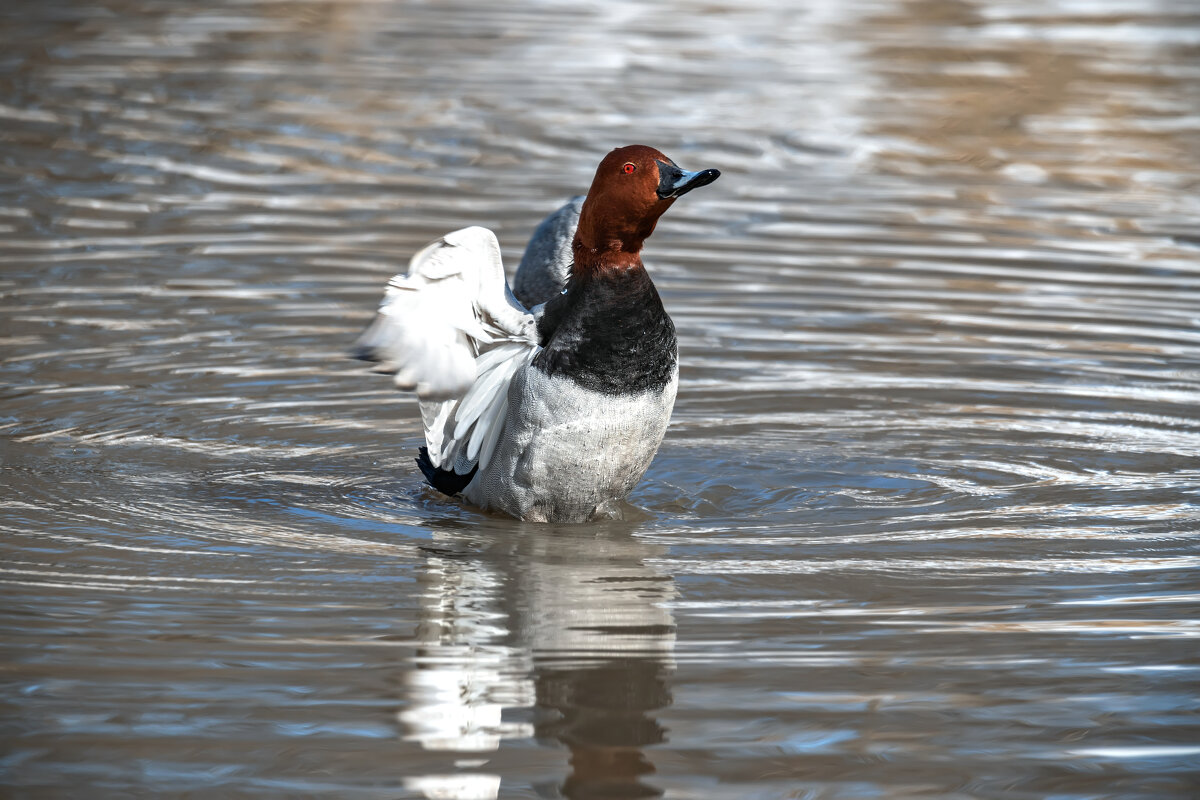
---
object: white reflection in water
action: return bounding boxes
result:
[403,774,502,800]
[400,528,676,799]
[400,554,535,754]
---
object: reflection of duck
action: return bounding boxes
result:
[400,524,676,799]
[399,555,534,753]
[354,146,719,522]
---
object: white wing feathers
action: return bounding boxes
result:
[354,226,540,474]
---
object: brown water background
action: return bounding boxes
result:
[2,0,1199,797]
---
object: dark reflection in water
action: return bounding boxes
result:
[540,659,670,800]
[2,0,1200,797]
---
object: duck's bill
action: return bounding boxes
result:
[656,161,721,198]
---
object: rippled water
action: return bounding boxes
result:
[2,0,1199,797]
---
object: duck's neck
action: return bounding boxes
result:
[571,194,668,268]
[533,261,677,395]
[571,246,643,277]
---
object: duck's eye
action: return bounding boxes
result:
[622,162,636,175]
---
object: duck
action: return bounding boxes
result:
[353,145,720,522]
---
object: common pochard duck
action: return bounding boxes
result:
[354,145,720,522]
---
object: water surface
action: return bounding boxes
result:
[2,0,1199,797]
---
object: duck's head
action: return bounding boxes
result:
[573,145,720,258]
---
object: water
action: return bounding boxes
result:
[2,0,1199,797]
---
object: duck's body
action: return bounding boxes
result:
[465,262,679,522]
[466,361,678,522]
[354,145,719,522]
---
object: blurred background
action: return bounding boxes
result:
[1,0,1198,798]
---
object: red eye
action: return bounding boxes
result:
[622,162,636,174]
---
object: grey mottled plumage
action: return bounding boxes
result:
[464,367,678,522]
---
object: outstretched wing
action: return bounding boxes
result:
[353,226,540,478]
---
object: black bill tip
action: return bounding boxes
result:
[656,161,721,199]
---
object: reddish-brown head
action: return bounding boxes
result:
[573,145,719,263]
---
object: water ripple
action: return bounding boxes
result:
[2,0,1198,797]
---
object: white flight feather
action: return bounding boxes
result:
[461,348,528,461]
[420,400,456,468]
[355,226,542,475]
[473,346,536,469]
[453,342,527,438]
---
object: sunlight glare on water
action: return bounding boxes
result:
[1,0,1199,797]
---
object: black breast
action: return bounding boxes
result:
[533,267,677,395]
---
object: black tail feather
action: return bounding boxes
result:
[416,446,478,496]
[350,343,379,362]
[351,317,384,363]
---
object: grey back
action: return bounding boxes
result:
[512,195,584,307]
